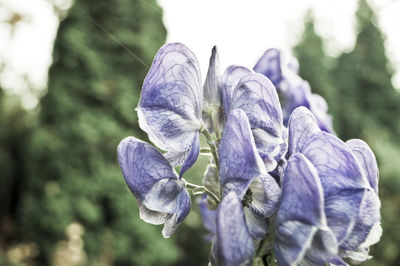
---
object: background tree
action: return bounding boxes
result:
[12,0,209,265]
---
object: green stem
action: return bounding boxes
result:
[200,124,219,171]
[210,108,220,140]
[183,179,220,203]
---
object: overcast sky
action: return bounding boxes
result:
[0,0,399,109]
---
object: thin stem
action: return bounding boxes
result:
[183,179,220,203]
[200,124,219,171]
[210,108,220,140]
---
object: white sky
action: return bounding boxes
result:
[0,0,399,109]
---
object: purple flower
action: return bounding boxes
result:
[137,43,202,176]
[219,109,280,238]
[213,191,254,266]
[117,137,191,238]
[276,107,381,264]
[274,153,339,265]
[254,48,334,133]
[219,70,287,169]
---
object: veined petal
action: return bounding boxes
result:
[288,106,320,156]
[249,175,281,218]
[346,139,379,193]
[275,153,338,265]
[219,109,267,199]
[253,48,283,85]
[300,132,369,196]
[340,189,381,251]
[137,43,202,175]
[231,73,285,165]
[221,65,252,122]
[276,153,325,226]
[299,132,369,243]
[117,137,191,237]
[216,192,253,266]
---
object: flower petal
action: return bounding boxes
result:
[219,109,267,199]
[253,48,283,85]
[231,73,285,166]
[346,139,379,193]
[203,45,221,108]
[275,153,338,265]
[299,132,369,243]
[340,189,381,252]
[117,136,191,237]
[300,132,369,196]
[276,153,325,226]
[221,65,252,123]
[288,106,320,156]
[249,175,281,218]
[216,192,253,266]
[137,43,202,173]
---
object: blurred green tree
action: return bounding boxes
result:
[294,1,400,265]
[15,0,208,265]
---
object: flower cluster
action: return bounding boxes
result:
[117,43,381,266]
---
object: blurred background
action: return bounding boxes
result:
[0,0,399,265]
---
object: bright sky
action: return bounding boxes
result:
[0,0,399,109]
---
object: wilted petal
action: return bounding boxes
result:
[137,43,202,175]
[219,109,267,199]
[117,137,191,237]
[231,73,285,166]
[288,106,320,156]
[215,192,253,266]
[221,65,252,122]
[275,153,338,265]
[346,139,379,193]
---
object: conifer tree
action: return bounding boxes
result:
[15,1,200,265]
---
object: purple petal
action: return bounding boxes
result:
[137,43,202,174]
[299,132,369,242]
[288,106,320,156]
[203,46,221,107]
[198,195,217,237]
[219,109,267,199]
[216,192,253,266]
[276,153,325,226]
[275,153,338,265]
[248,175,281,218]
[117,137,191,238]
[253,48,283,85]
[179,132,200,177]
[346,139,379,193]
[300,132,369,197]
[221,65,252,122]
[231,73,285,167]
[340,189,381,251]
[202,46,222,132]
